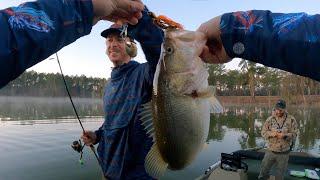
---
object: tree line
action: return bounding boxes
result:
[1,59,319,99]
[208,59,320,99]
[0,71,107,98]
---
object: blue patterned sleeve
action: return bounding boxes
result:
[220,10,320,81]
[94,127,103,144]
[128,7,164,71]
[0,0,93,88]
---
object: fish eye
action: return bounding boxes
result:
[166,47,174,54]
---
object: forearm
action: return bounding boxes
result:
[220,10,320,81]
[0,0,93,88]
[128,7,163,68]
[286,117,298,140]
[262,130,275,139]
[94,128,102,144]
[261,118,274,139]
[285,132,295,139]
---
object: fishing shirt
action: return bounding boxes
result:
[220,10,320,81]
[94,9,163,179]
[261,113,298,152]
[0,0,93,88]
[1,5,320,88]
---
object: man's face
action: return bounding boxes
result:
[275,108,285,117]
[106,33,131,66]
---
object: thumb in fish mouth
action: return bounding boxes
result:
[200,38,221,63]
[199,38,231,64]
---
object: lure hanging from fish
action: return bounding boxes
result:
[148,12,184,30]
[120,23,128,39]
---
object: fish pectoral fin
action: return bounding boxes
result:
[209,96,223,114]
[145,144,168,178]
[138,101,155,141]
[197,86,224,113]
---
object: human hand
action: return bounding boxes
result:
[92,0,144,25]
[196,16,231,64]
[270,131,278,137]
[282,133,290,140]
[81,130,97,146]
[275,132,286,139]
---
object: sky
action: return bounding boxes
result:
[1,0,319,79]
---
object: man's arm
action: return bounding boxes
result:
[286,116,298,140]
[261,117,276,139]
[94,127,103,144]
[0,0,145,89]
[128,7,164,79]
[0,0,94,88]
[220,10,320,81]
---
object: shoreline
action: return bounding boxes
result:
[1,95,320,106]
[217,95,320,106]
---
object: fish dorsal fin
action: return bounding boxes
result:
[145,144,168,178]
[195,86,223,113]
[138,101,155,141]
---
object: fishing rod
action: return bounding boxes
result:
[54,53,102,169]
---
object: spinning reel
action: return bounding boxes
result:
[71,139,85,165]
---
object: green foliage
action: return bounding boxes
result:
[0,71,108,98]
[2,59,320,97]
[207,59,320,96]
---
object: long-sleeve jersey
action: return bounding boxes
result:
[1,6,320,88]
[94,8,163,179]
[220,10,320,81]
[0,0,93,88]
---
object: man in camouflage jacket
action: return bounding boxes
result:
[259,99,298,180]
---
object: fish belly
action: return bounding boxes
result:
[153,92,210,169]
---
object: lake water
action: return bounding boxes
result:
[0,96,319,180]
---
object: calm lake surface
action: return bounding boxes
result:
[0,96,319,180]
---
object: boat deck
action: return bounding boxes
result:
[199,149,320,180]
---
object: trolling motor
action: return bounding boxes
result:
[71,139,85,165]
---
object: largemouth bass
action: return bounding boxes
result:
[139,29,223,178]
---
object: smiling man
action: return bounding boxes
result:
[104,25,137,66]
[81,8,164,179]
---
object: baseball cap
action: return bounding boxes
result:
[101,24,133,39]
[275,99,286,110]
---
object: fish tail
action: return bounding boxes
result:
[145,144,168,178]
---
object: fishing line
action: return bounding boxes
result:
[54,53,102,169]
